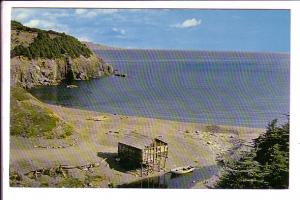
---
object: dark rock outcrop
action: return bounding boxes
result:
[11,53,113,89]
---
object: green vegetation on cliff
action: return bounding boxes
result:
[215,118,289,189]
[10,86,73,138]
[10,20,113,88]
[11,20,92,59]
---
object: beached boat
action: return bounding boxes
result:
[66,84,78,88]
[170,166,195,174]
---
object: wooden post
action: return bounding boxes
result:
[152,146,155,172]
[163,146,168,171]
[141,162,143,177]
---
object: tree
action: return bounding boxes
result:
[11,20,92,59]
[215,152,267,189]
[215,118,289,189]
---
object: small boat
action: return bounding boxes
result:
[66,84,78,88]
[170,165,195,175]
[114,73,127,77]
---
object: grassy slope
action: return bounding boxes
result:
[10,86,73,139]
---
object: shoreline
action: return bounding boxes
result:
[10,103,264,188]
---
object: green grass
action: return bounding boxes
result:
[56,177,84,188]
[10,86,32,101]
[10,86,74,138]
[55,175,103,188]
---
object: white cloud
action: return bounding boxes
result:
[77,36,90,42]
[173,18,202,28]
[97,9,119,14]
[112,28,127,39]
[23,19,69,33]
[75,9,119,18]
[42,11,70,19]
[75,9,88,15]
[85,11,97,18]
[14,12,30,21]
[112,28,126,35]
[24,19,40,27]
[12,8,35,21]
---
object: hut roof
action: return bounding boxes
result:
[155,136,168,145]
[119,135,167,150]
[119,135,153,150]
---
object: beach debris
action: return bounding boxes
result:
[120,116,129,119]
[24,162,102,179]
[25,165,68,179]
[105,130,122,137]
[33,138,78,149]
[86,116,109,121]
[66,85,78,88]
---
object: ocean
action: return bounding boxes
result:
[30,49,290,128]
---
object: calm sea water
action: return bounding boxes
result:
[118,165,219,188]
[30,49,290,128]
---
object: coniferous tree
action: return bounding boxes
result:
[11,21,92,59]
[215,118,289,189]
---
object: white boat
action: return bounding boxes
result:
[170,166,195,174]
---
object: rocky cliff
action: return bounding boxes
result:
[10,21,113,88]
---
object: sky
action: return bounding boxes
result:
[11,8,290,52]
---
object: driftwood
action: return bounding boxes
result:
[25,165,68,179]
[86,116,109,121]
[33,138,78,149]
[24,161,103,179]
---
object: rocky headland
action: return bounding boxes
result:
[10,20,113,89]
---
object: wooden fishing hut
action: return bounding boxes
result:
[118,136,168,177]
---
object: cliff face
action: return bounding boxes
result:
[10,54,113,88]
[10,21,113,88]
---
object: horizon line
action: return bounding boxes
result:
[85,41,290,55]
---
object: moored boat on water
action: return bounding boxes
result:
[114,73,127,77]
[170,166,195,175]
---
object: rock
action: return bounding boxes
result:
[11,53,111,89]
[75,72,87,80]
